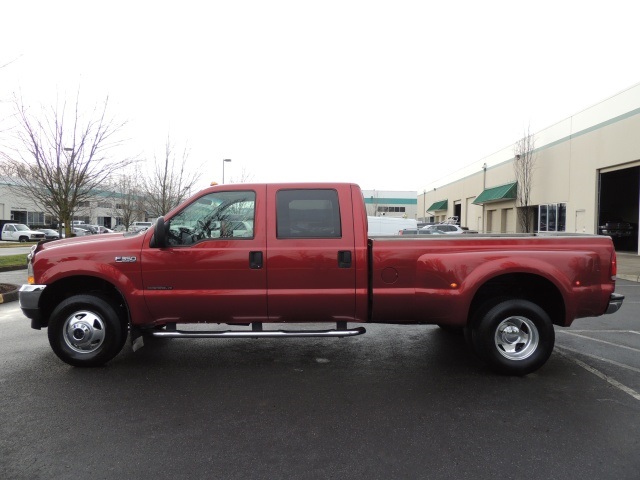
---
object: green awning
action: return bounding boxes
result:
[427,200,448,211]
[472,182,517,205]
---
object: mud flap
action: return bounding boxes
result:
[130,329,144,352]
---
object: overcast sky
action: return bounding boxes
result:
[2,0,640,193]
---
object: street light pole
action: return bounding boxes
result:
[222,158,232,183]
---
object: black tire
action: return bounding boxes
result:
[470,299,555,376]
[19,236,28,243]
[47,294,128,367]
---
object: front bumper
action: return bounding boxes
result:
[606,293,625,314]
[19,284,46,329]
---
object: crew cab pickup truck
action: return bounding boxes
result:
[19,183,624,375]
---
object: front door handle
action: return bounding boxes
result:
[249,251,263,269]
[338,250,352,268]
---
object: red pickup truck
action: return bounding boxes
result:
[19,183,624,375]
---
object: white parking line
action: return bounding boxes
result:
[555,345,640,374]
[555,348,640,402]
[558,330,640,353]
[567,330,640,334]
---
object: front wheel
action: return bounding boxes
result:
[48,294,128,367]
[470,299,555,376]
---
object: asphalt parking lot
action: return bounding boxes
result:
[1,271,639,480]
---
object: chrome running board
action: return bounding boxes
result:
[147,323,366,339]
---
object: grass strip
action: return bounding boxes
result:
[0,254,28,268]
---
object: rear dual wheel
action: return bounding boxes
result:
[47,294,128,367]
[470,299,555,376]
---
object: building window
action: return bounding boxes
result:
[78,201,91,208]
[377,206,406,213]
[538,204,566,232]
[98,202,112,209]
[27,212,45,225]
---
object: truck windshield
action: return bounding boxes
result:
[15,224,30,231]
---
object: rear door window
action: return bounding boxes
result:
[276,189,341,239]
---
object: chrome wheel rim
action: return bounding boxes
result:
[494,316,539,361]
[63,311,106,354]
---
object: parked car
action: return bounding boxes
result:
[36,229,60,240]
[398,228,443,235]
[86,225,111,234]
[422,224,477,234]
[71,227,92,237]
[131,221,153,232]
[73,225,96,235]
[598,217,635,237]
[417,222,436,229]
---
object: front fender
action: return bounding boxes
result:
[35,259,151,326]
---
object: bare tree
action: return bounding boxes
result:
[228,166,254,184]
[365,191,380,217]
[0,92,134,237]
[108,172,145,231]
[513,126,537,233]
[142,135,201,218]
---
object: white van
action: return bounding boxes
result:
[367,216,417,236]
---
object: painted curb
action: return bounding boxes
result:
[0,284,19,303]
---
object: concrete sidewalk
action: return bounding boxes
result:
[615,252,640,282]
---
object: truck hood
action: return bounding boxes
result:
[34,230,148,255]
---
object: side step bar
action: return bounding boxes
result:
[147,323,366,339]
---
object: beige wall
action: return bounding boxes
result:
[420,84,640,243]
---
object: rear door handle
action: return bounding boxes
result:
[338,250,352,268]
[249,251,263,269]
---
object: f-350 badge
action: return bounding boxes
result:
[115,256,137,263]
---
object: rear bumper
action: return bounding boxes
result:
[606,293,625,314]
[19,284,46,329]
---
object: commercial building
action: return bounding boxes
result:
[0,182,131,229]
[362,189,418,218]
[419,82,640,253]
